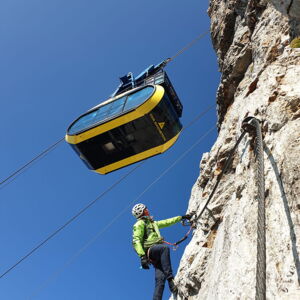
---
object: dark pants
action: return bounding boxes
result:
[149,244,174,300]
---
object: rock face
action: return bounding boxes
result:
[174,1,300,299]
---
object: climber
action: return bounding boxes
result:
[132,203,192,300]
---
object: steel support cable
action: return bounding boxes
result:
[29,125,216,299]
[0,137,65,189]
[251,119,266,300]
[242,117,266,300]
[0,106,215,280]
[182,104,214,132]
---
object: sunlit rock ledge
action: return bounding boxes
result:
[173,0,300,299]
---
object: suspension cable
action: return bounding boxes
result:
[166,30,210,64]
[29,125,216,298]
[182,104,214,131]
[0,137,65,189]
[0,106,215,279]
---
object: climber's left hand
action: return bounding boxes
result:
[182,213,193,220]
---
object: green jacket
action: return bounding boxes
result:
[132,215,182,257]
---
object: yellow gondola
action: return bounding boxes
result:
[65,65,183,174]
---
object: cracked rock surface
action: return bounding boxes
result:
[173,1,300,299]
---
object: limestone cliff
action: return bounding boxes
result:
[174,1,300,299]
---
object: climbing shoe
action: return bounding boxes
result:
[168,278,178,294]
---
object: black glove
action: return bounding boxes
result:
[182,213,193,220]
[140,255,150,269]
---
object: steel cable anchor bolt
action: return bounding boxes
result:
[241,116,261,134]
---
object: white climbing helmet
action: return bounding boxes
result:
[132,203,146,218]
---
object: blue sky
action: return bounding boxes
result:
[1,1,219,299]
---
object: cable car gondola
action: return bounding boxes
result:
[65,62,183,174]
